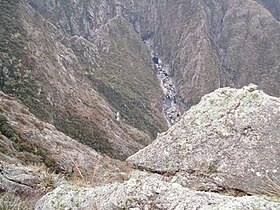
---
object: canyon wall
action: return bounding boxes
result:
[1,0,280,159]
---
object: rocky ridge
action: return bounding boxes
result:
[35,171,280,210]
[128,84,280,196]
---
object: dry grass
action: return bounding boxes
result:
[261,174,280,199]
[38,170,64,192]
[0,193,29,210]
[29,163,65,192]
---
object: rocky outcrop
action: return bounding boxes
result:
[128,85,280,196]
[32,85,280,209]
[0,162,61,209]
[0,163,42,195]
[35,171,280,210]
[0,91,130,184]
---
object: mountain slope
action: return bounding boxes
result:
[0,0,167,160]
[0,91,130,183]
[1,0,280,159]
[121,0,280,109]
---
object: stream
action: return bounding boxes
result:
[152,56,181,126]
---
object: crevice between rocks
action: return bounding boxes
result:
[132,164,251,197]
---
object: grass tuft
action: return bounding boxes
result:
[0,192,29,210]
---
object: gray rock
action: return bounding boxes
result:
[35,171,280,210]
[0,162,42,194]
[128,85,280,195]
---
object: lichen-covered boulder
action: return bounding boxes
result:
[35,171,280,210]
[127,85,280,195]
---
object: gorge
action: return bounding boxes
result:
[0,0,280,209]
[1,0,280,159]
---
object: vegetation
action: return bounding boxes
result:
[261,174,280,199]
[0,192,29,210]
[90,77,161,138]
[82,18,165,139]
[0,0,27,90]
[0,113,59,171]
[0,0,41,114]
[38,170,64,192]
[53,109,117,158]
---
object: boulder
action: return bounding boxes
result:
[0,162,40,194]
[127,85,280,195]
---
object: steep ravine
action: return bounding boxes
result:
[122,0,280,110]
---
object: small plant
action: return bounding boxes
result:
[38,170,64,192]
[196,159,218,176]
[261,174,280,198]
[0,192,29,210]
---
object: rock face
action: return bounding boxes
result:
[35,171,280,210]
[0,163,42,195]
[120,0,280,110]
[128,85,280,195]
[0,91,130,184]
